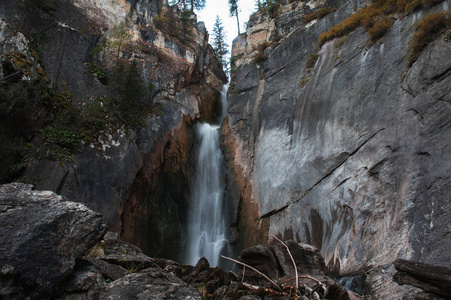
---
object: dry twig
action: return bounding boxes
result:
[221,255,283,292]
[271,235,299,291]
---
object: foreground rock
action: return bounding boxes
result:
[0,183,203,299]
[100,268,202,300]
[393,259,451,298]
[0,183,360,299]
[0,183,107,299]
[237,241,350,300]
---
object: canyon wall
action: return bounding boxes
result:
[224,0,451,297]
[0,0,226,261]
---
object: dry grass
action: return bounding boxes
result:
[318,0,446,47]
[303,7,337,23]
[407,11,451,66]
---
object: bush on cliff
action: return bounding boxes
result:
[407,11,451,66]
[303,7,337,23]
[318,0,446,47]
[258,0,282,17]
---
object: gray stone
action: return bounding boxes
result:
[0,0,226,263]
[238,244,283,283]
[0,183,107,299]
[271,241,328,276]
[100,267,202,300]
[224,0,451,298]
[393,259,451,298]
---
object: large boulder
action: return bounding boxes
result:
[0,183,107,299]
[238,244,282,284]
[100,267,202,300]
[184,257,237,295]
[271,240,328,277]
[393,259,451,298]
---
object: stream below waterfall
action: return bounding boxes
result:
[186,86,231,267]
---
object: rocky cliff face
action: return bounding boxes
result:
[0,0,226,261]
[224,0,451,297]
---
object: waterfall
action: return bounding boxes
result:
[186,86,230,267]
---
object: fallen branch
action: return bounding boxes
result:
[0,71,22,82]
[240,282,260,291]
[299,275,323,285]
[221,255,283,293]
[271,234,299,291]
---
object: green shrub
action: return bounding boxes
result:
[306,53,319,70]
[9,160,28,177]
[83,97,110,137]
[180,9,195,42]
[154,10,180,38]
[86,63,108,84]
[259,0,282,17]
[407,11,451,66]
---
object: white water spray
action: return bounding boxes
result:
[186,86,230,267]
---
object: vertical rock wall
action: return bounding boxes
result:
[0,0,226,261]
[224,0,451,296]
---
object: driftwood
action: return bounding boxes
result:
[393,259,451,297]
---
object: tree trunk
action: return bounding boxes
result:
[236,11,240,35]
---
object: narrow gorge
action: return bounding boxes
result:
[1,0,450,299]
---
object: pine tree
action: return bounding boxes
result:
[110,22,133,63]
[228,0,240,35]
[188,0,206,12]
[212,16,229,72]
[169,0,204,12]
[255,0,262,11]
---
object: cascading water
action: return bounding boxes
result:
[186,86,230,267]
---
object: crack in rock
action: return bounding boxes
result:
[260,128,385,219]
